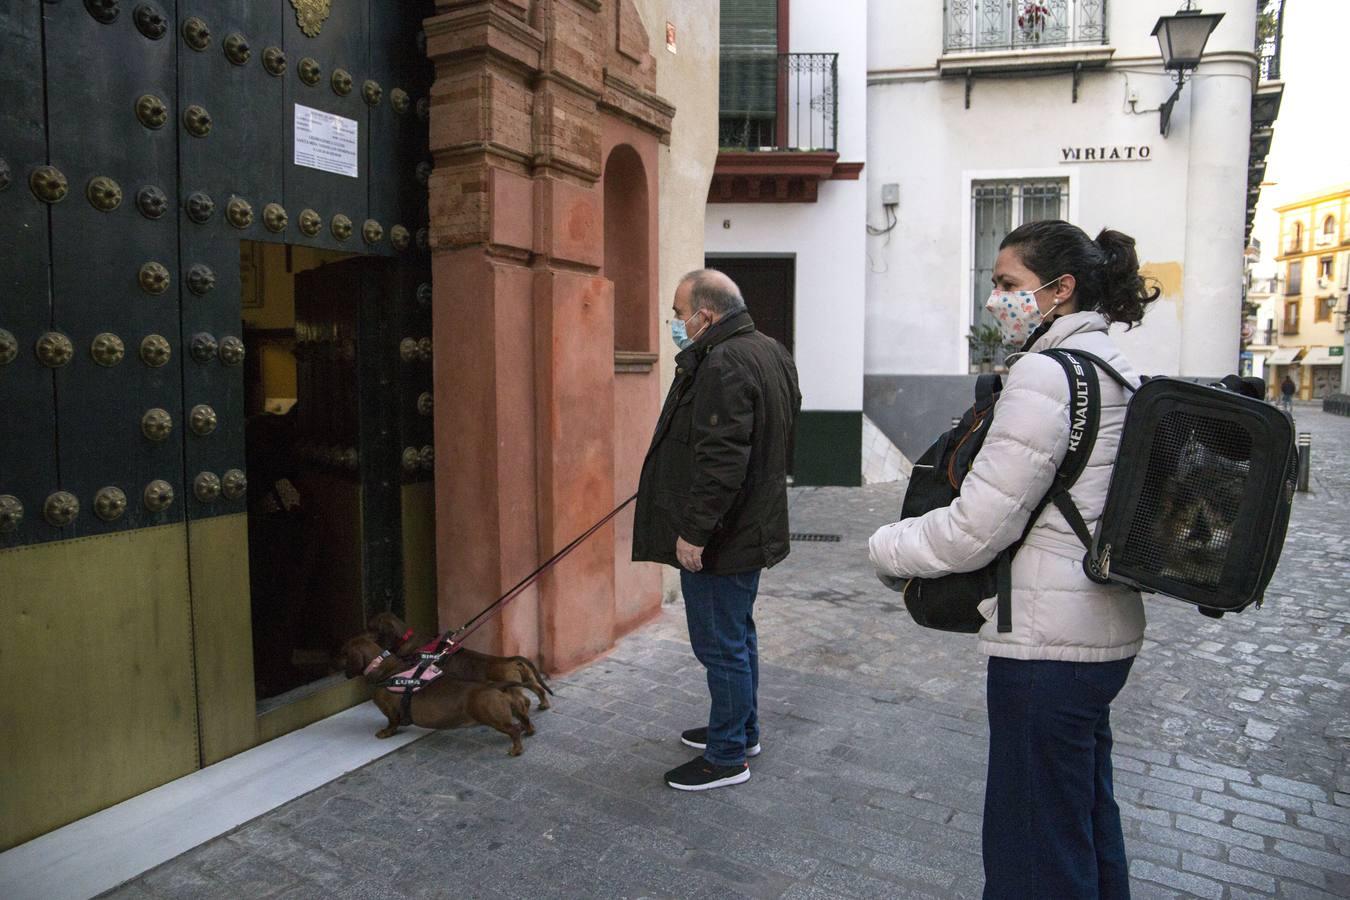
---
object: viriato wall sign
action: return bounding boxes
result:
[1060,145,1152,163]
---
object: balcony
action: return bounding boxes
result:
[1251,3,1285,132]
[1247,1,1285,241]
[939,1,1113,92]
[719,53,838,152]
[712,53,861,204]
[1258,0,1284,82]
[944,0,1108,54]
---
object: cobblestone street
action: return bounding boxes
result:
[108,408,1349,900]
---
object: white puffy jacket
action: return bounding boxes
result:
[869,311,1145,662]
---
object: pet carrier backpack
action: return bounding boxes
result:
[1072,355,1298,616]
[898,349,1100,633]
[896,349,1296,633]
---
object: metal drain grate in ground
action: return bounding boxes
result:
[790,532,841,543]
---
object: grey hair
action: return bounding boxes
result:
[679,268,745,316]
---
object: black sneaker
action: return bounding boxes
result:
[680,726,761,757]
[664,756,750,791]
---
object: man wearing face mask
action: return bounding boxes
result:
[632,268,801,792]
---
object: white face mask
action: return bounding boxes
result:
[984,277,1065,347]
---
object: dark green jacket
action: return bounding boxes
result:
[632,311,801,574]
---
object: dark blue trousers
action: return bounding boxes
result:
[983,656,1135,900]
[681,569,761,766]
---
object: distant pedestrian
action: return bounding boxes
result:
[1281,374,1297,413]
[870,221,1156,898]
[632,269,800,791]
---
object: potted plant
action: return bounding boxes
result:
[1256,5,1279,46]
[968,323,1005,374]
[1017,2,1050,43]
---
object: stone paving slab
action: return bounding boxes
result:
[105,409,1350,899]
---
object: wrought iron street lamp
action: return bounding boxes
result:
[1152,2,1225,136]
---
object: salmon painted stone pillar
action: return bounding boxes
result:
[424,0,672,671]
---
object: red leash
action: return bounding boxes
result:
[392,493,639,680]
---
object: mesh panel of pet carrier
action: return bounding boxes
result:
[1120,410,1254,589]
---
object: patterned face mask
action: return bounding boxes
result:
[984,277,1064,347]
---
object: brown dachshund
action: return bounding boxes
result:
[367,612,554,710]
[340,635,534,755]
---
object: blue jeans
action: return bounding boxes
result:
[983,656,1135,900]
[681,569,761,766]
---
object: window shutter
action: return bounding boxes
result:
[720,0,777,120]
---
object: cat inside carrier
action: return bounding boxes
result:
[1085,373,1298,615]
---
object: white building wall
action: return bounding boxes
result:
[705,0,868,413]
[866,0,1258,380]
[792,0,868,162]
[707,183,866,411]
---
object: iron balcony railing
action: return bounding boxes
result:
[944,0,1108,54]
[1257,0,1284,81]
[718,52,838,152]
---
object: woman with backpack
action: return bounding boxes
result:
[869,220,1159,899]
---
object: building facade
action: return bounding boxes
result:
[1242,269,1281,384]
[864,0,1282,464]
[1267,186,1350,399]
[703,0,869,486]
[0,0,716,850]
[1247,0,1350,396]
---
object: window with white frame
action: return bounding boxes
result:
[970,178,1069,370]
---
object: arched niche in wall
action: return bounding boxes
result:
[603,143,651,354]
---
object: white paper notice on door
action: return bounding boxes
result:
[293,104,359,178]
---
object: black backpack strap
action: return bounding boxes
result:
[401,687,415,726]
[995,551,1014,633]
[1049,489,1093,550]
[995,350,1101,633]
[935,374,1002,469]
[1045,348,1135,394]
[975,373,1002,407]
[1040,350,1102,489]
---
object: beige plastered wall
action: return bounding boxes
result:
[634,0,720,602]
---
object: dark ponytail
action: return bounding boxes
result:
[1000,220,1161,328]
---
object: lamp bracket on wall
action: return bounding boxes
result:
[1159,75,1186,137]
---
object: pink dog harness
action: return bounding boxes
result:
[363,650,391,677]
[383,663,445,694]
[375,641,463,694]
